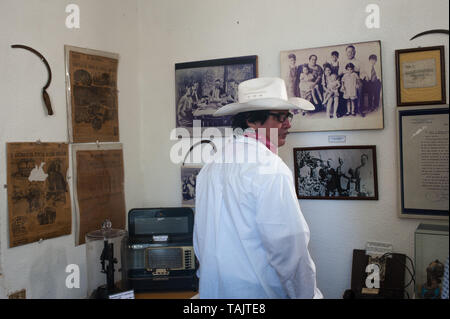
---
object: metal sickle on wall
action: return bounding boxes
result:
[410,29,449,41]
[11,44,54,115]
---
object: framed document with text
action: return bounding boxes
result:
[395,46,446,106]
[397,106,449,219]
[65,45,120,143]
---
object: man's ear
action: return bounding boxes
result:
[246,120,260,130]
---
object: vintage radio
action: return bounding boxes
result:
[122,208,198,292]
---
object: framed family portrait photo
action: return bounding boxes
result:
[397,105,449,220]
[293,146,378,200]
[175,55,258,133]
[281,40,384,132]
[395,46,446,106]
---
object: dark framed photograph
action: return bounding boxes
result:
[281,41,384,132]
[293,146,378,200]
[175,55,258,132]
[181,166,202,207]
[397,105,449,220]
[395,46,446,106]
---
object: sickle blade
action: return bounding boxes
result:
[11,44,54,116]
[410,29,449,41]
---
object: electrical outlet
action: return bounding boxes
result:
[8,289,26,299]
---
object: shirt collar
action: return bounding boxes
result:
[240,128,279,154]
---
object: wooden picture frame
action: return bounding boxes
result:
[175,55,258,133]
[281,40,384,132]
[293,145,378,200]
[396,105,449,220]
[395,46,446,106]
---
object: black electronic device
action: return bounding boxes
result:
[122,208,198,292]
[344,249,408,299]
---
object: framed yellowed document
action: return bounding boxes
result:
[395,46,446,106]
[65,45,120,143]
[7,142,72,247]
[71,143,126,245]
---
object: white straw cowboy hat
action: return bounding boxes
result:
[214,77,315,117]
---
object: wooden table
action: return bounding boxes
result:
[135,291,198,299]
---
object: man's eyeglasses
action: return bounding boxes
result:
[268,112,294,123]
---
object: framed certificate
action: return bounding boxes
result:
[395,46,446,106]
[397,105,449,219]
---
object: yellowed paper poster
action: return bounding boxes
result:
[7,143,72,247]
[65,46,119,143]
[72,144,126,245]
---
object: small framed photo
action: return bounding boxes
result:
[293,146,378,200]
[396,105,449,219]
[175,55,258,133]
[395,46,446,106]
[281,40,384,132]
[181,166,202,207]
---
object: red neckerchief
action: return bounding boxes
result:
[243,129,278,154]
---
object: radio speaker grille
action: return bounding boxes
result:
[147,248,183,269]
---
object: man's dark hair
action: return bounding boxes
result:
[331,51,339,57]
[231,110,270,130]
[369,54,377,61]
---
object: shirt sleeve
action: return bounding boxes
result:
[254,171,322,299]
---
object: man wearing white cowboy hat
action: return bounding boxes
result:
[193,77,323,299]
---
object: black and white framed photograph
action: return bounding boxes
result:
[181,166,202,207]
[293,146,378,200]
[281,41,384,132]
[175,55,258,132]
[397,105,449,220]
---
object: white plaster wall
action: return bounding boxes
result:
[0,0,448,299]
[0,0,142,298]
[137,0,449,298]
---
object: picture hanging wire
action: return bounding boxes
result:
[182,139,217,166]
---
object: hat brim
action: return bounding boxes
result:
[213,97,315,117]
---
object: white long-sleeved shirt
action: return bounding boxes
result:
[193,134,322,299]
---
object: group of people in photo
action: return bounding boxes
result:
[286,44,382,119]
[298,152,374,198]
[177,77,239,127]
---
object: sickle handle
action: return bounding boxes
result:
[42,90,53,115]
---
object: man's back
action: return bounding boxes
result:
[194,135,321,299]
